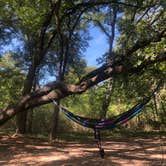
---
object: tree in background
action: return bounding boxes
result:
[0,0,89,134]
[91,3,119,119]
[0,53,24,129]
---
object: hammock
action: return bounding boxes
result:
[52,82,161,158]
[59,97,150,130]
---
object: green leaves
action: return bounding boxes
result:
[0,53,24,108]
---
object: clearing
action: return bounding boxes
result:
[0,132,165,166]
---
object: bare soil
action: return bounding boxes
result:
[0,132,165,166]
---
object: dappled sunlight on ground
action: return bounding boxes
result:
[0,132,165,166]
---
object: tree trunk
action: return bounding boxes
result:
[49,101,60,141]
[49,13,66,140]
[100,79,113,119]
[99,5,117,119]
[27,108,34,133]
[153,92,160,130]
[16,65,36,134]
[153,92,159,119]
[160,99,166,125]
[16,111,28,134]
[27,75,38,133]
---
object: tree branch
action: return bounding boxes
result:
[129,51,166,74]
[65,0,157,15]
[0,51,165,125]
[124,29,166,57]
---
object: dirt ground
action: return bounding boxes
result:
[0,132,165,166]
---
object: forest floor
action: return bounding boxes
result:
[0,131,166,166]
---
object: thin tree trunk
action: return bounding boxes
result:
[153,92,159,120]
[99,5,117,119]
[100,79,114,119]
[160,100,166,125]
[27,108,34,133]
[137,115,141,127]
[49,30,64,140]
[153,92,161,130]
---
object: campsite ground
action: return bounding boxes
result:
[0,131,165,166]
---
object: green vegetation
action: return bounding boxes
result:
[0,0,165,140]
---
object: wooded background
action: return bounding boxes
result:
[0,0,165,140]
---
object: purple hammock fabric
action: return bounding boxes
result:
[59,96,151,130]
[53,82,161,130]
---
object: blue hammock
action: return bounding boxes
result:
[59,97,150,130]
[55,82,161,130]
[52,82,161,158]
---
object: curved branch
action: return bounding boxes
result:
[0,51,165,125]
[66,0,154,15]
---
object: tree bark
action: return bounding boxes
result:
[16,65,36,134]
[27,108,34,133]
[49,101,60,141]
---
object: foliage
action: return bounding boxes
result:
[0,0,165,135]
[0,53,24,108]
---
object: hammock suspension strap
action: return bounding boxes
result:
[94,129,105,158]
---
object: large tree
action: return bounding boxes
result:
[0,0,165,128]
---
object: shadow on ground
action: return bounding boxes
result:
[0,132,165,166]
